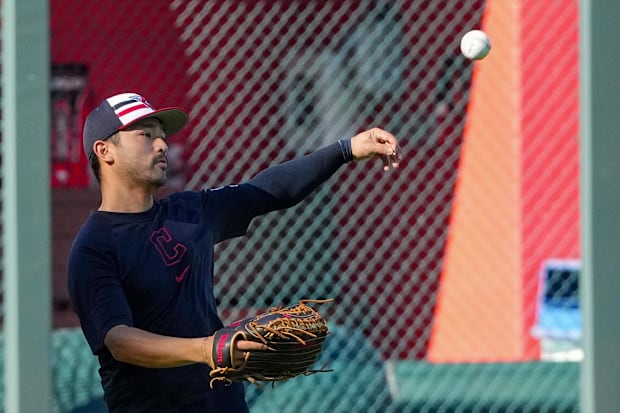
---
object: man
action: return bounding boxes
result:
[67,92,400,412]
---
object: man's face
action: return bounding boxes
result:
[111,118,169,189]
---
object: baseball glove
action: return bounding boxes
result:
[206,299,332,387]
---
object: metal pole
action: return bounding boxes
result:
[580,1,620,412]
[1,0,52,411]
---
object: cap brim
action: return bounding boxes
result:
[119,107,189,137]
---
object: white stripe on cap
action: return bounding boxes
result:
[105,93,156,127]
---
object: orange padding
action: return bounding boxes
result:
[428,0,526,362]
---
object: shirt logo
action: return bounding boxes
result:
[150,227,190,282]
[150,227,187,265]
[175,266,190,283]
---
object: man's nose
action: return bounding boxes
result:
[154,137,168,153]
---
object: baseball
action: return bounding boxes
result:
[460,30,491,60]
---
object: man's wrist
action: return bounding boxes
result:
[338,138,354,162]
[202,337,215,368]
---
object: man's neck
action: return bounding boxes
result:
[98,183,156,213]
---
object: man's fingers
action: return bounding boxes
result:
[231,340,269,365]
[373,128,398,146]
[351,128,401,166]
[383,157,391,171]
[382,144,401,171]
[236,340,269,351]
[373,129,400,160]
[390,147,401,169]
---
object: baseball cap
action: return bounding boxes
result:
[83,92,189,159]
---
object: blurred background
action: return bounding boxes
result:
[2,0,584,412]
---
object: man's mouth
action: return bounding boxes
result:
[155,157,168,170]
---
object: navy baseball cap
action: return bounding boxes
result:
[83,92,189,159]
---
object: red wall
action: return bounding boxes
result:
[519,1,581,347]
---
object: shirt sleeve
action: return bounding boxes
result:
[246,142,346,209]
[207,142,347,242]
[67,238,133,355]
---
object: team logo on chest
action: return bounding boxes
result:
[150,227,190,282]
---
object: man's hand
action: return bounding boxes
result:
[351,128,401,171]
[203,336,269,369]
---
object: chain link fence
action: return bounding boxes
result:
[1,0,583,411]
[180,0,485,361]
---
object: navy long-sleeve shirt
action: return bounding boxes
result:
[67,142,349,413]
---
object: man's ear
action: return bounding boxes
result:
[93,140,114,163]
[93,140,114,164]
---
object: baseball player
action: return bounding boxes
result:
[67,92,400,412]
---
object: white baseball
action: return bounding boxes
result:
[460,30,491,60]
